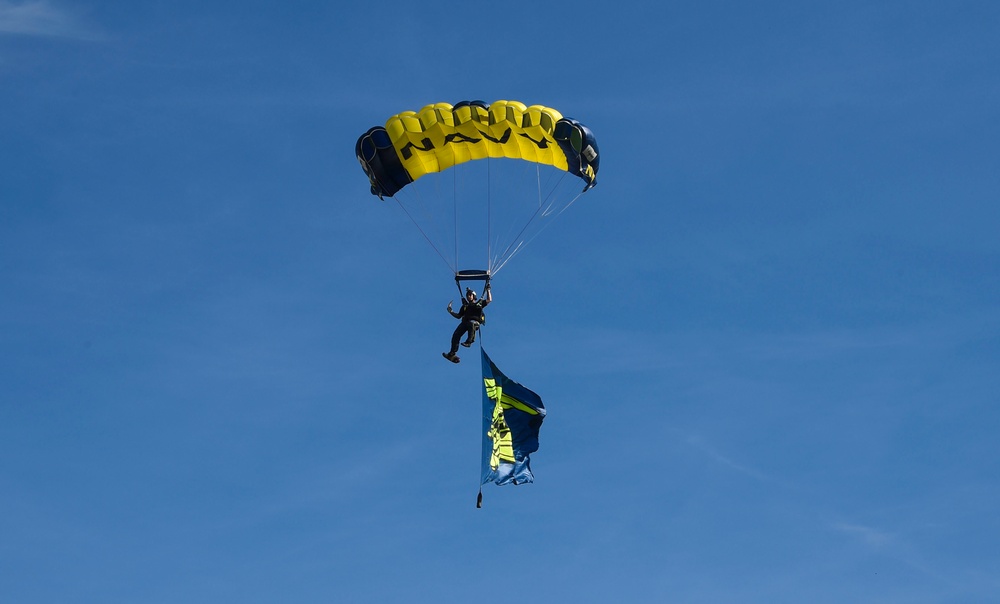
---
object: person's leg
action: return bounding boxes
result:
[462,321,479,346]
[449,322,466,355]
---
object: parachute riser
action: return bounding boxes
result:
[455,269,491,298]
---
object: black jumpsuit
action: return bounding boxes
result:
[448,299,488,355]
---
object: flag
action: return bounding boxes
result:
[480,349,546,491]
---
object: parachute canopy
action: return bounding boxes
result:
[356,100,599,199]
[355,99,600,277]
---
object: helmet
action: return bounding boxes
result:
[465,288,477,300]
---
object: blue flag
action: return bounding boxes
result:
[480,349,546,489]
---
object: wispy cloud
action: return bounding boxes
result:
[0,0,99,40]
[829,519,964,587]
[832,521,894,549]
[685,433,773,483]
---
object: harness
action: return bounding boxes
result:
[460,301,486,325]
[455,269,490,325]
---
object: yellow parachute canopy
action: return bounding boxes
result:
[354,99,600,277]
[357,99,598,198]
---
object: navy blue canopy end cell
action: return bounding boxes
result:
[355,126,411,198]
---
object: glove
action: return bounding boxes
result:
[447,301,453,312]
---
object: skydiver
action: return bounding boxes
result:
[442,283,491,363]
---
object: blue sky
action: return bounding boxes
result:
[2,1,999,602]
